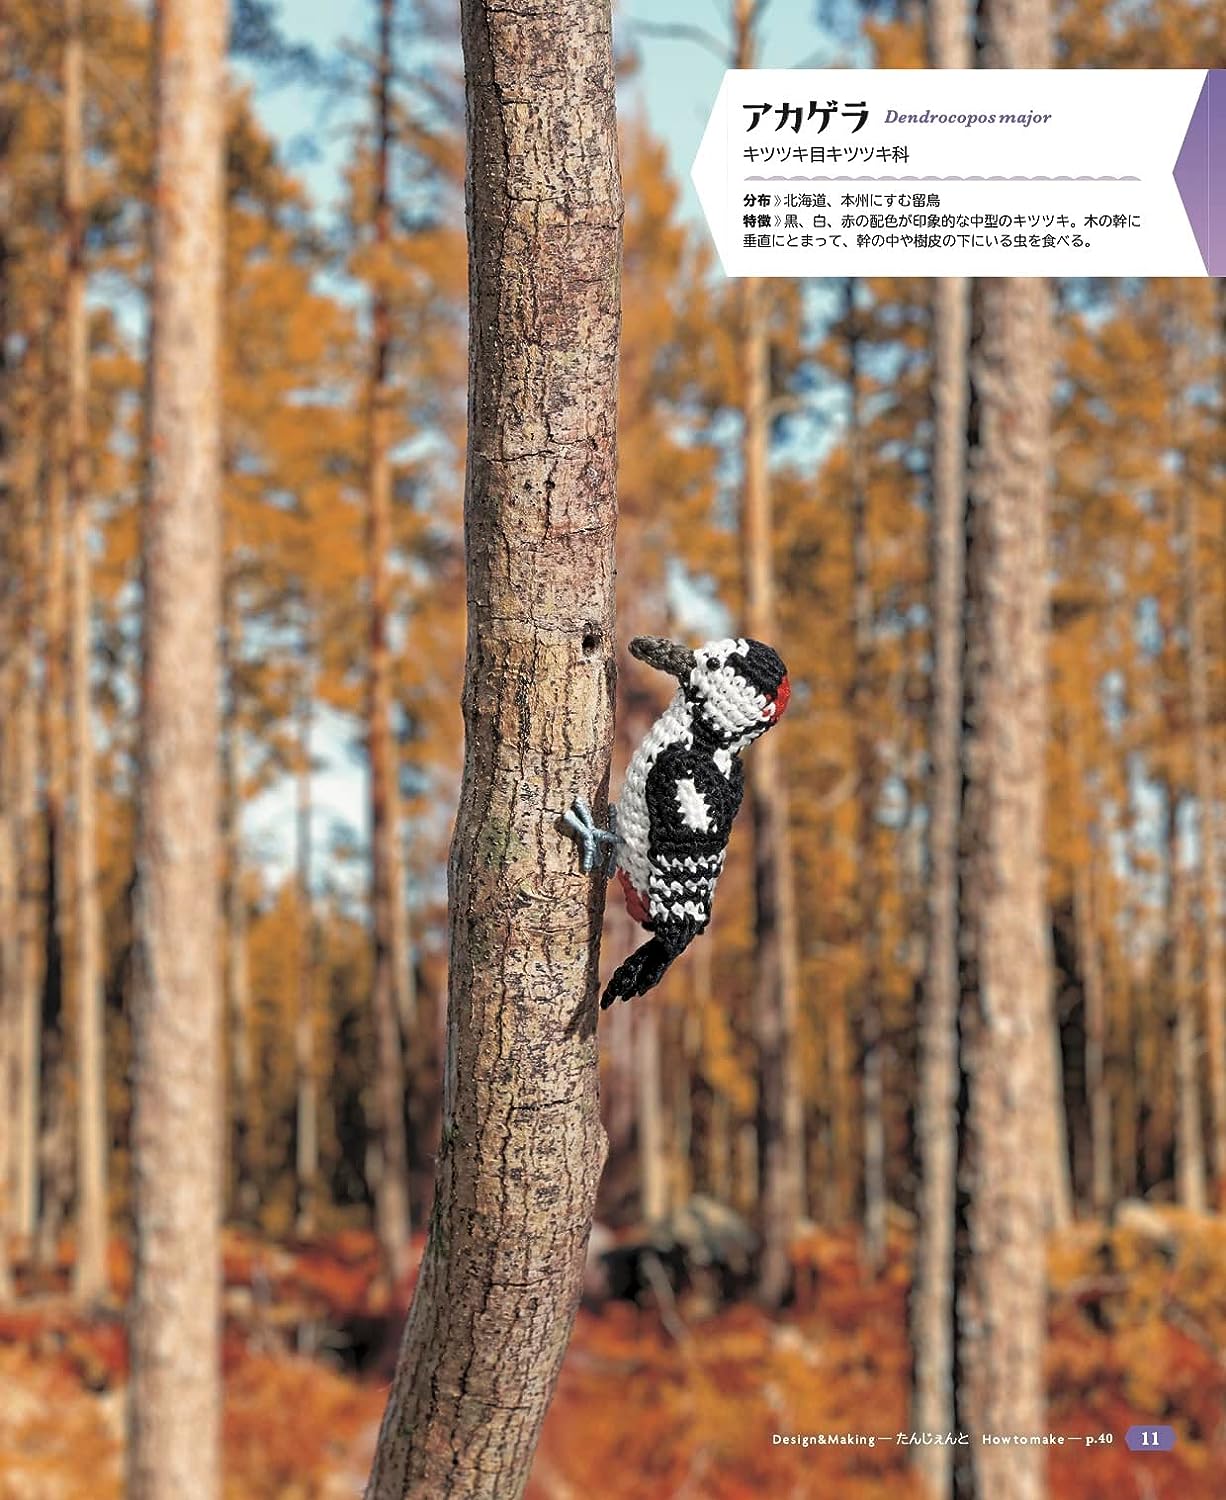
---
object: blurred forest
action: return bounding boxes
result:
[1,0,1225,1497]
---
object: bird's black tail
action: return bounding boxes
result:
[601,924,698,1009]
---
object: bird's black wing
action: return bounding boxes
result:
[602,745,743,1008]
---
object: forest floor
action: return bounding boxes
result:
[1,1207,1224,1499]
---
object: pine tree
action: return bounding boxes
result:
[364,0,620,1490]
[127,0,227,1492]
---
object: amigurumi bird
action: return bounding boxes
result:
[566,634,790,1008]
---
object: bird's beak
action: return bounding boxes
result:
[629,636,696,682]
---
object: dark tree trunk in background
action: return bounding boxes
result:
[64,0,108,1304]
[362,0,621,1493]
[366,0,413,1280]
[127,0,228,1492]
[295,631,319,1238]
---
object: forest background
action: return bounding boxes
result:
[1,1,1224,1498]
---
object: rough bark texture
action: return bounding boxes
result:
[367,0,413,1278]
[127,0,227,1494]
[736,0,803,1305]
[64,0,108,1304]
[911,0,968,1466]
[953,11,1053,1487]
[952,266,1051,1499]
[362,1,621,1494]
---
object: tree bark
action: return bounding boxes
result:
[127,0,227,1493]
[953,8,1053,1489]
[366,0,413,1278]
[911,7,968,1481]
[363,2,620,1493]
[953,266,1052,1499]
[64,0,108,1304]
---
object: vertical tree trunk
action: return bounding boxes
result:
[847,280,885,1273]
[64,0,107,1304]
[636,1005,666,1223]
[1173,316,1226,1206]
[0,56,15,1297]
[1074,851,1111,1219]
[0,666,14,1303]
[39,314,70,1267]
[295,636,318,1239]
[220,571,256,1220]
[14,486,40,1244]
[367,0,413,1278]
[363,1,620,1491]
[954,274,1052,1499]
[953,10,1052,1495]
[911,10,968,1483]
[127,0,227,1493]
[1167,788,1206,1213]
[733,0,804,1309]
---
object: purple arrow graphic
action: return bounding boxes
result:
[1173,70,1224,275]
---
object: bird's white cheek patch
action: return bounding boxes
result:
[676,779,712,832]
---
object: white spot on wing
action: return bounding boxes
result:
[676,779,712,832]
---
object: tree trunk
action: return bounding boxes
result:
[366,0,413,1278]
[295,637,318,1238]
[735,0,804,1305]
[127,0,227,1493]
[847,280,885,1274]
[1167,789,1206,1213]
[13,489,40,1244]
[953,7,1053,1489]
[1173,311,1226,1206]
[0,58,15,1297]
[220,570,256,1220]
[1074,852,1111,1219]
[911,4,968,1477]
[362,2,620,1492]
[39,315,70,1269]
[64,0,107,1304]
[953,273,1052,1496]
[636,1004,666,1223]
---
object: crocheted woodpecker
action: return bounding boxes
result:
[566,634,790,1009]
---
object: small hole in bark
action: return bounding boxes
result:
[582,630,600,657]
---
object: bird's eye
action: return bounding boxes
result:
[704,656,717,670]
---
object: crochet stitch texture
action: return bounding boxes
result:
[600,634,789,1008]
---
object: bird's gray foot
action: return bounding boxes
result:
[564,797,618,875]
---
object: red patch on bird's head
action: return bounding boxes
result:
[764,674,791,721]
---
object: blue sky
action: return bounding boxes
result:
[237,1,843,888]
[241,0,837,228]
